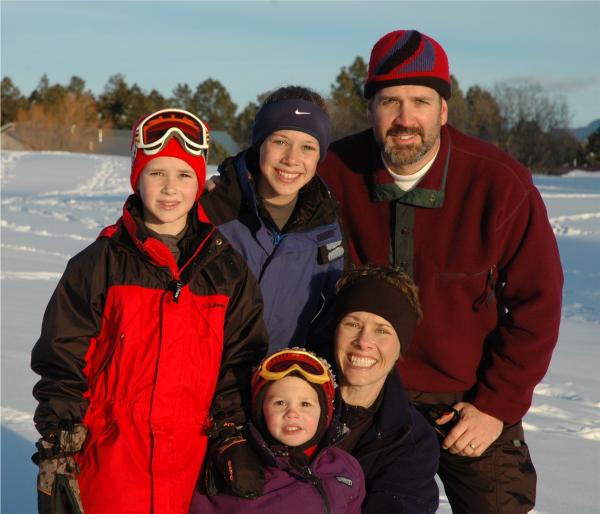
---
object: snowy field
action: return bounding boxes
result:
[1,150,599,513]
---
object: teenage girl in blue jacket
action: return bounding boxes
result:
[201,86,346,353]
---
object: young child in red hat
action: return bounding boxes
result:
[191,348,365,514]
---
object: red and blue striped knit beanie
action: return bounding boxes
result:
[364,29,451,100]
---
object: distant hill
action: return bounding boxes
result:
[571,119,600,141]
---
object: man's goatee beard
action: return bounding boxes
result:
[383,138,431,167]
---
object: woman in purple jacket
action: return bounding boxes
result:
[190,348,365,514]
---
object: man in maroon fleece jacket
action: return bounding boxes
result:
[318,29,563,513]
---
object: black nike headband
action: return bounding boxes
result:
[251,99,331,162]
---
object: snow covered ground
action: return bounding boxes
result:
[1,151,599,513]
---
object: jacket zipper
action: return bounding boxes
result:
[170,281,184,303]
[272,232,284,246]
[164,227,218,303]
[437,267,491,280]
[304,466,331,514]
[258,244,280,282]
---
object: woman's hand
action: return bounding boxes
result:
[440,402,503,457]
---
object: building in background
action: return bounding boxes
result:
[0,123,239,161]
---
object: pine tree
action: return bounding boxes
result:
[329,56,369,139]
[171,83,194,112]
[232,91,271,147]
[585,127,600,166]
[446,75,468,131]
[98,74,132,129]
[1,76,28,123]
[192,79,237,131]
[465,86,502,143]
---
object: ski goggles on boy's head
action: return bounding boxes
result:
[255,348,333,385]
[132,108,209,159]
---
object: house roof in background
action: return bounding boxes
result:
[0,124,240,157]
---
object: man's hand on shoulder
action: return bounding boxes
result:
[205,177,220,192]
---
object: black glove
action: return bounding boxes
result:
[416,404,460,439]
[33,423,87,514]
[207,427,264,499]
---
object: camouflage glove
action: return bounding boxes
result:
[33,423,87,514]
[205,423,264,499]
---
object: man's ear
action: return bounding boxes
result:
[440,97,448,127]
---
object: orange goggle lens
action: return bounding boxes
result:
[258,349,330,384]
[134,109,209,158]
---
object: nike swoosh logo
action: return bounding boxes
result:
[295,109,311,115]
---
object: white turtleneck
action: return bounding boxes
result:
[382,150,439,191]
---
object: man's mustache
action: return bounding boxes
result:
[386,126,424,138]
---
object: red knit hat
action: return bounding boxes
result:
[130,121,208,200]
[364,29,451,100]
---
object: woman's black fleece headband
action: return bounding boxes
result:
[332,277,419,355]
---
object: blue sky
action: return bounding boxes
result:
[2,0,599,127]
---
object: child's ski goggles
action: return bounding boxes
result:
[132,108,209,159]
[252,348,337,426]
[255,348,333,385]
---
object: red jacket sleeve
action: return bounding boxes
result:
[473,181,563,423]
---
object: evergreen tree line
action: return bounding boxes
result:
[2,57,599,171]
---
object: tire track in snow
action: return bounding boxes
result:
[551,212,600,223]
[1,406,38,442]
[0,151,28,184]
[541,193,600,199]
[1,219,93,242]
[549,212,600,237]
[40,156,129,197]
[525,381,600,442]
[0,271,63,281]
[1,243,71,260]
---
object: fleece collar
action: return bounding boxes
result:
[370,125,452,208]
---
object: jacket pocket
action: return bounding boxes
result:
[436,264,497,312]
[89,332,124,388]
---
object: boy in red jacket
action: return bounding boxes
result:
[31,108,268,514]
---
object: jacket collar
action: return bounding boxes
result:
[345,370,413,458]
[248,418,348,469]
[370,125,452,208]
[115,194,215,280]
[247,422,309,470]
[374,370,413,432]
[225,150,339,234]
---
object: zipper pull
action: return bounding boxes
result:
[483,264,497,307]
[472,265,497,311]
[486,265,496,288]
[171,281,183,303]
[272,232,284,246]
